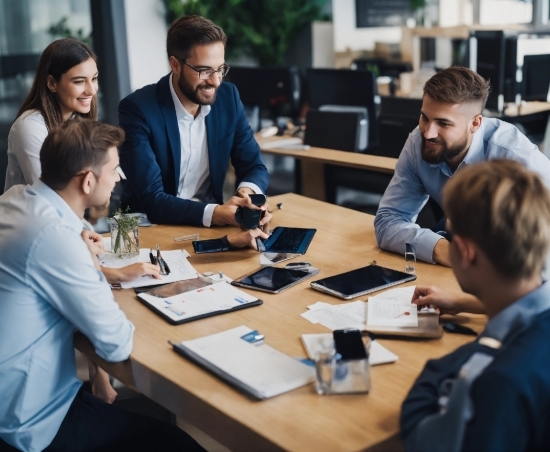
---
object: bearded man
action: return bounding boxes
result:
[118,15,270,228]
[374,66,550,266]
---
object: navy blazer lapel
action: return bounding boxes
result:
[205,106,221,201]
[157,74,181,187]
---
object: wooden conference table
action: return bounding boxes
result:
[76,193,486,452]
[257,135,397,202]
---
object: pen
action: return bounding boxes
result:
[162,258,171,274]
[156,245,170,275]
[149,252,157,265]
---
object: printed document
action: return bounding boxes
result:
[366,286,418,327]
[99,238,198,288]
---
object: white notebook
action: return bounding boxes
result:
[172,326,315,400]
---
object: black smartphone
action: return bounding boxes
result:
[249,194,267,206]
[333,328,368,360]
[192,238,229,254]
[442,323,478,336]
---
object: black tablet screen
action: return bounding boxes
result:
[313,265,413,297]
[237,267,311,291]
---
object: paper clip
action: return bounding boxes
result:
[174,233,199,242]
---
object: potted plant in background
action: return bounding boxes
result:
[161,0,328,66]
[109,207,140,258]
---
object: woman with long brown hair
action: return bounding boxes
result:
[5,38,99,190]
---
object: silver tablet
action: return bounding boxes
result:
[310,265,416,300]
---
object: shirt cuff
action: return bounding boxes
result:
[417,232,445,264]
[202,203,218,227]
[237,182,263,195]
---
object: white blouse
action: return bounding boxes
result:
[4,109,48,192]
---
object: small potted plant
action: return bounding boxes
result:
[109,207,140,258]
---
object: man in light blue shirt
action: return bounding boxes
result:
[375,66,550,266]
[0,119,202,451]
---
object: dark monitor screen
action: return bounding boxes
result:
[306,68,378,147]
[223,66,300,112]
[522,54,550,102]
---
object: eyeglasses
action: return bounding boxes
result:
[178,59,230,80]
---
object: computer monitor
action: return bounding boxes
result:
[522,54,550,102]
[223,66,301,117]
[306,68,378,148]
[472,30,506,111]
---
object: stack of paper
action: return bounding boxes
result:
[300,300,366,330]
[301,333,398,365]
[300,286,418,330]
[367,286,418,328]
[172,325,315,399]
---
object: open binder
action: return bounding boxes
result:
[171,326,315,400]
[137,280,262,325]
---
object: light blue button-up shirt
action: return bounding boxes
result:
[374,118,550,263]
[0,181,134,452]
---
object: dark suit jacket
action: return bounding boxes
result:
[118,74,269,226]
[401,308,550,451]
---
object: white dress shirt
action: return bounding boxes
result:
[168,75,262,226]
[0,181,134,451]
[4,109,48,191]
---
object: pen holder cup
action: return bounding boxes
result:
[315,351,371,395]
[110,223,139,258]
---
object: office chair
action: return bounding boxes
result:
[307,68,379,149]
[377,97,423,158]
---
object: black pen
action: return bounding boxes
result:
[156,245,170,275]
[161,257,171,274]
[149,252,157,265]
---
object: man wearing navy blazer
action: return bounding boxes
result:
[118,15,270,228]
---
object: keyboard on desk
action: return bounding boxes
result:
[264,227,316,254]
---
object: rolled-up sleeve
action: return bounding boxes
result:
[26,225,134,362]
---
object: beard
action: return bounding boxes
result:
[177,70,218,106]
[421,131,469,165]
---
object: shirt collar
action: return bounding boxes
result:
[32,180,83,233]
[169,73,211,122]
[481,280,550,344]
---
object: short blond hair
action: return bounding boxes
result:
[443,160,550,278]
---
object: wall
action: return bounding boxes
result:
[124,0,169,92]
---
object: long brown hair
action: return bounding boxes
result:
[16,38,98,130]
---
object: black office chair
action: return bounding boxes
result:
[307,68,379,150]
[377,97,423,158]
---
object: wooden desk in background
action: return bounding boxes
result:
[256,135,397,201]
[76,193,486,452]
